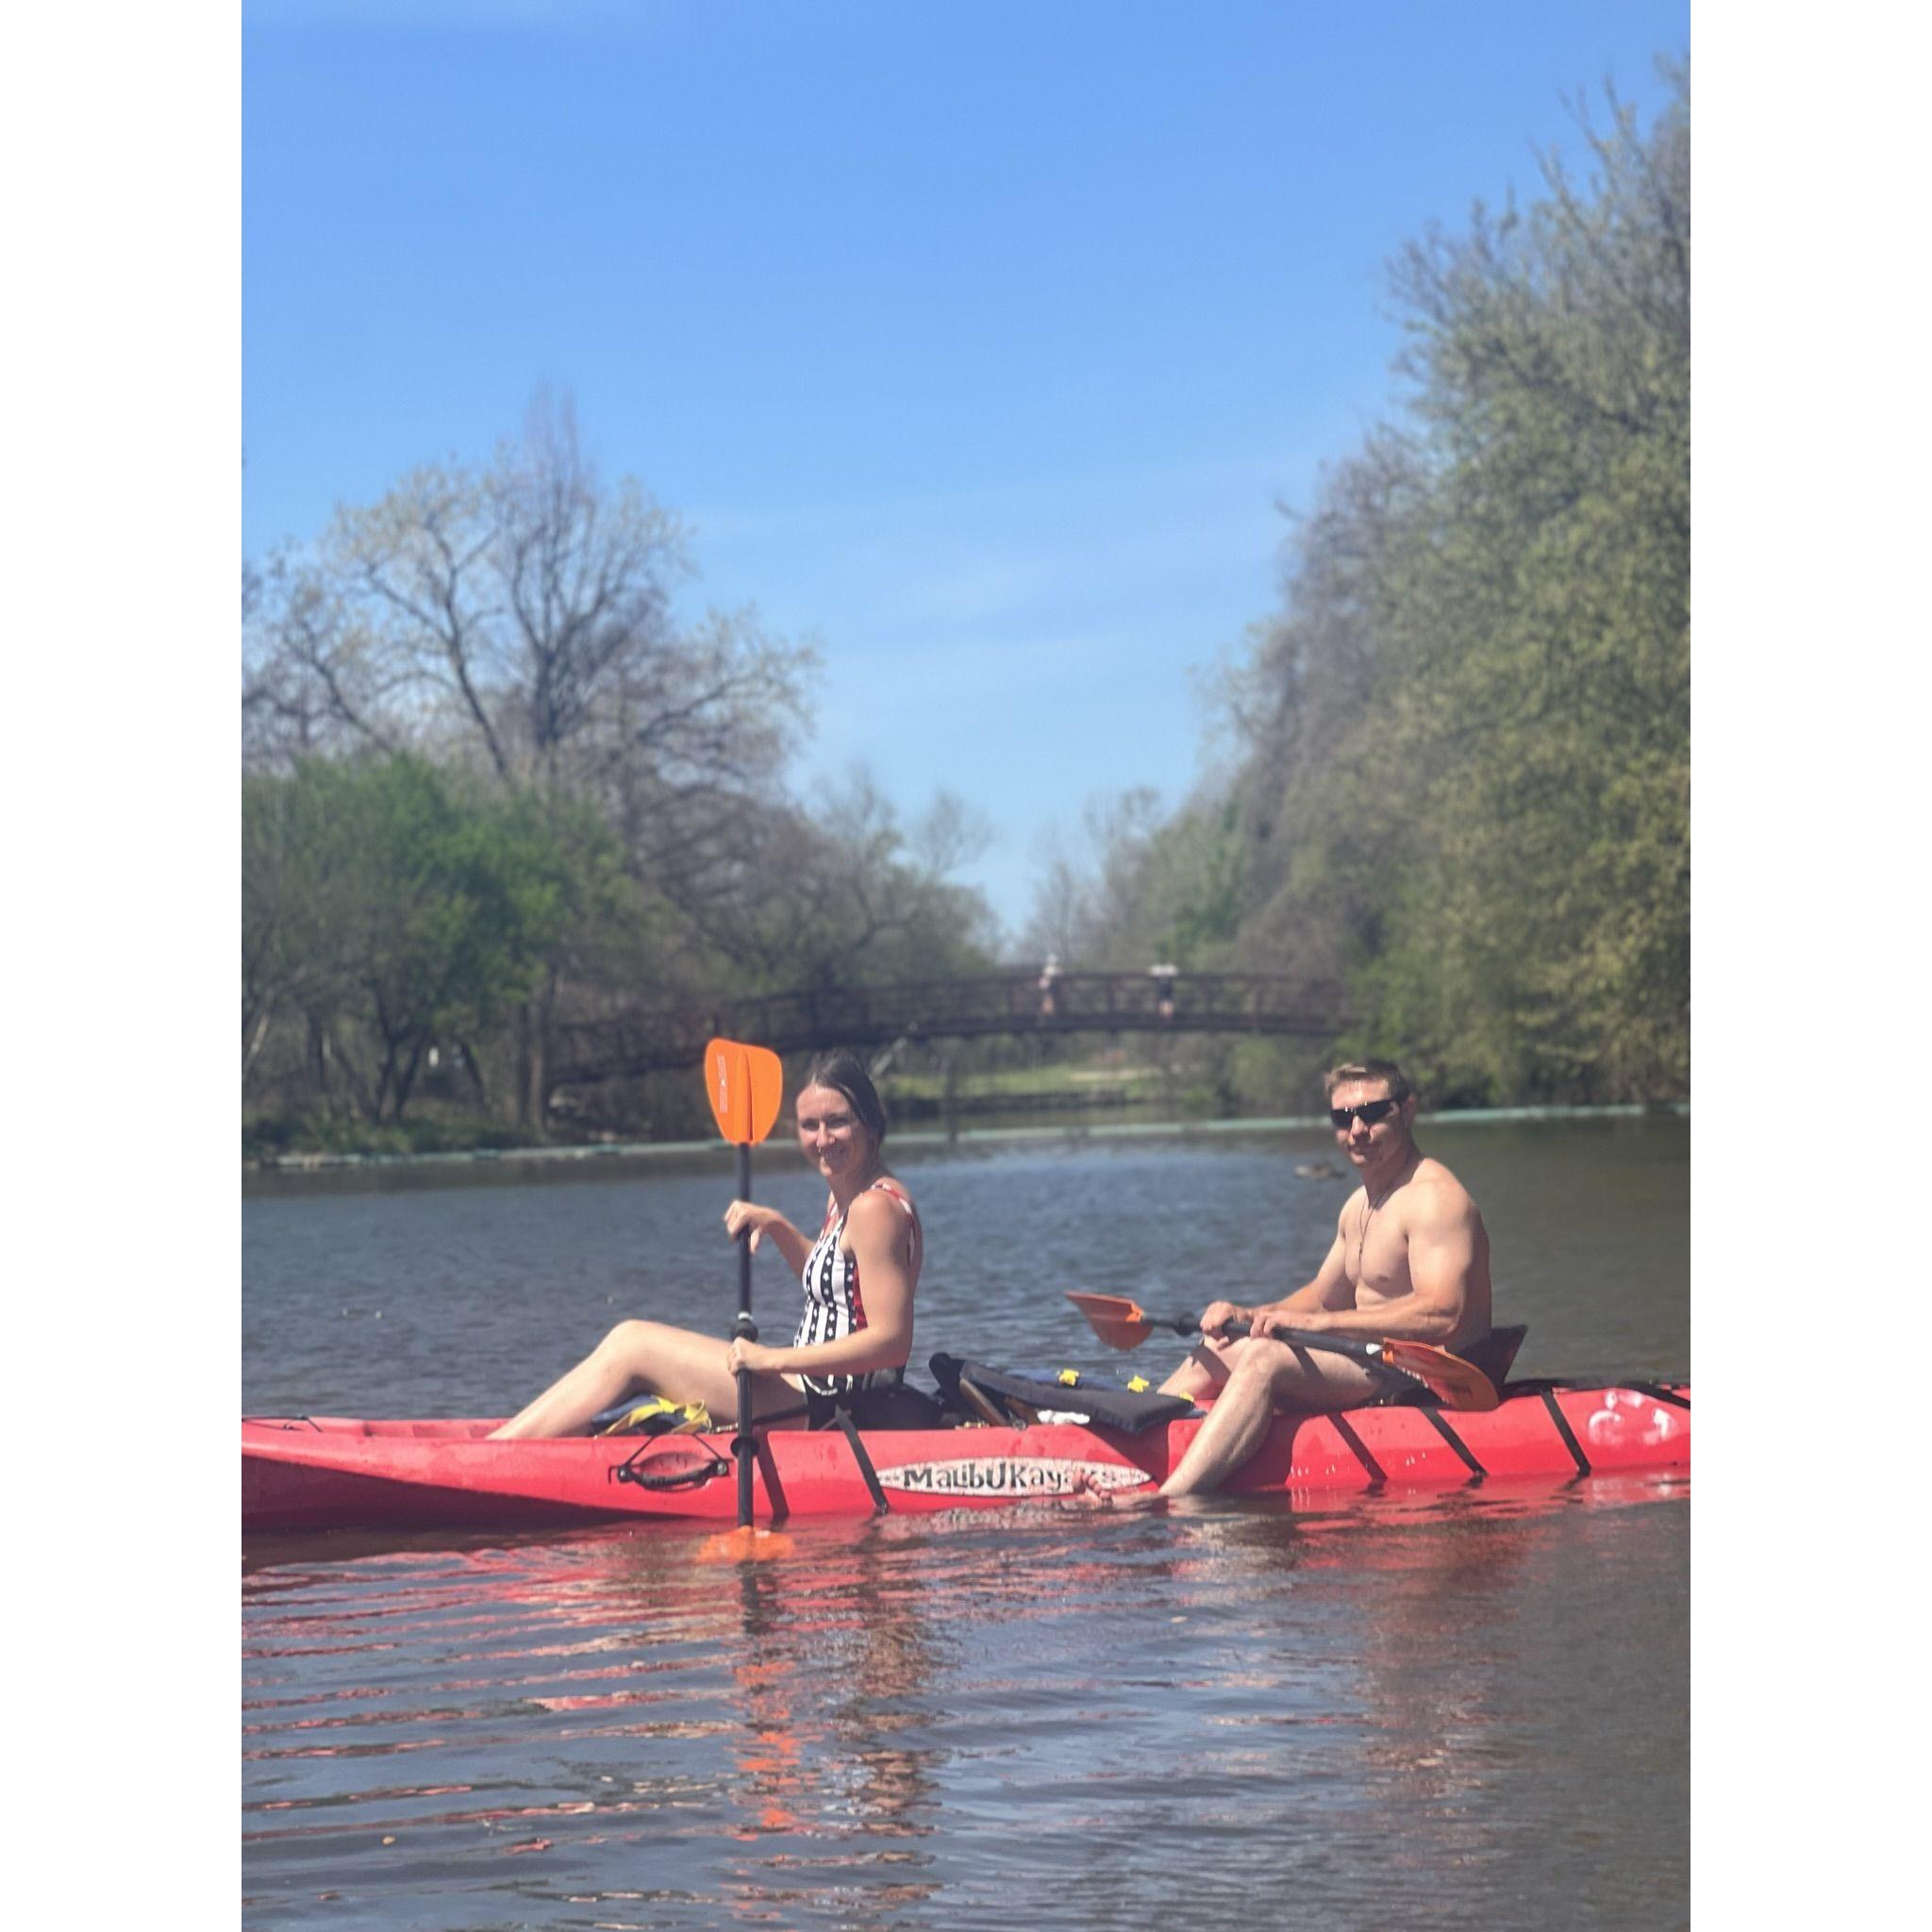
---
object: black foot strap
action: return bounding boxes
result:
[1540,1390,1591,1477]
[832,1408,891,1515]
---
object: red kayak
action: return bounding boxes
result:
[242,1377,1689,1531]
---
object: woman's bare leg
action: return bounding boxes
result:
[489,1320,803,1440]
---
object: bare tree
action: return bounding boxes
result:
[243,392,814,820]
[690,773,995,992]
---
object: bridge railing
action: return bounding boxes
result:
[547,970,1351,1087]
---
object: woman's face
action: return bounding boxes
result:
[795,1082,874,1183]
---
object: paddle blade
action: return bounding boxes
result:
[1065,1291,1157,1351]
[704,1039,785,1146]
[695,1524,796,1564]
[743,1044,782,1141]
[1379,1340,1501,1412]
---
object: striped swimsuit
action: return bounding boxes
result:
[792,1177,922,1399]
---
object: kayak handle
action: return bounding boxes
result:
[612,1444,733,1491]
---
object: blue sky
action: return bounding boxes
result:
[243,0,1689,940]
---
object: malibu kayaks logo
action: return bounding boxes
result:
[875,1457,1149,1496]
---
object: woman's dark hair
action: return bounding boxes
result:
[801,1049,889,1146]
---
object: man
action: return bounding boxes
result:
[1155,1058,1492,1497]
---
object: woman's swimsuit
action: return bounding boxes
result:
[792,1177,922,1399]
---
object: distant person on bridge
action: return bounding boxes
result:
[1149,1058,1493,1496]
[490,1050,923,1439]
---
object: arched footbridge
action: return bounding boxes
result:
[548,970,1351,1088]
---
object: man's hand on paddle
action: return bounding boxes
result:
[1252,1306,1333,1339]
[1199,1300,1254,1345]
[1202,1301,1336,1342]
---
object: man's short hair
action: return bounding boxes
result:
[1324,1058,1413,1106]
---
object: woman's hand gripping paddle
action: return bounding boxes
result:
[1064,1290,1500,1412]
[702,1038,789,1557]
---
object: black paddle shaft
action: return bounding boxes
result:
[1181,1311,1379,1365]
[733,1141,756,1526]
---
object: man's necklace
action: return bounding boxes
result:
[1353,1191,1381,1274]
[1359,1158,1422,1267]
[1353,1167,1408,1273]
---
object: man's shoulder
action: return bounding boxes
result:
[1399,1157,1482,1222]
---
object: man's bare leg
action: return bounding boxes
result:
[1158,1342,1233,1402]
[1060,1343,1230,1508]
[1159,1339,1388,1496]
[1158,1344,1278,1495]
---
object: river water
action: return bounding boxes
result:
[243,1117,1689,1929]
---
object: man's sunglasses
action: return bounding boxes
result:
[1329,1098,1401,1129]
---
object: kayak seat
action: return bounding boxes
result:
[827,1380,948,1431]
[1469,1324,1528,1392]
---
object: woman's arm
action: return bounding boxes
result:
[729,1190,916,1378]
[723,1199,814,1275]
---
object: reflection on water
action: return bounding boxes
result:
[244,1122,1688,1928]
[244,1480,1686,1929]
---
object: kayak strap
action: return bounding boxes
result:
[1413,1406,1488,1477]
[1539,1390,1591,1478]
[1623,1380,1690,1409]
[829,1409,891,1516]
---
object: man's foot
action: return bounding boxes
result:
[1062,1471,1161,1511]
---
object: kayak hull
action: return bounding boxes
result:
[242,1381,1689,1531]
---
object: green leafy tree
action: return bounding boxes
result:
[1224,71,1688,1105]
[243,756,636,1123]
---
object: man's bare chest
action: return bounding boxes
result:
[1343,1201,1413,1302]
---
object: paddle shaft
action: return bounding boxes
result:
[1190,1313,1433,1374]
[702,1038,785,1541]
[734,1141,755,1526]
[1255,1325,1384,1368]
[1195,1315,1492,1407]
[1063,1290,1495,1411]
[1165,1308,1415,1369]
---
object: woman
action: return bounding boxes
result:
[489,1050,922,1439]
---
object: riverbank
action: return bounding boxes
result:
[245,1100,1688,1174]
